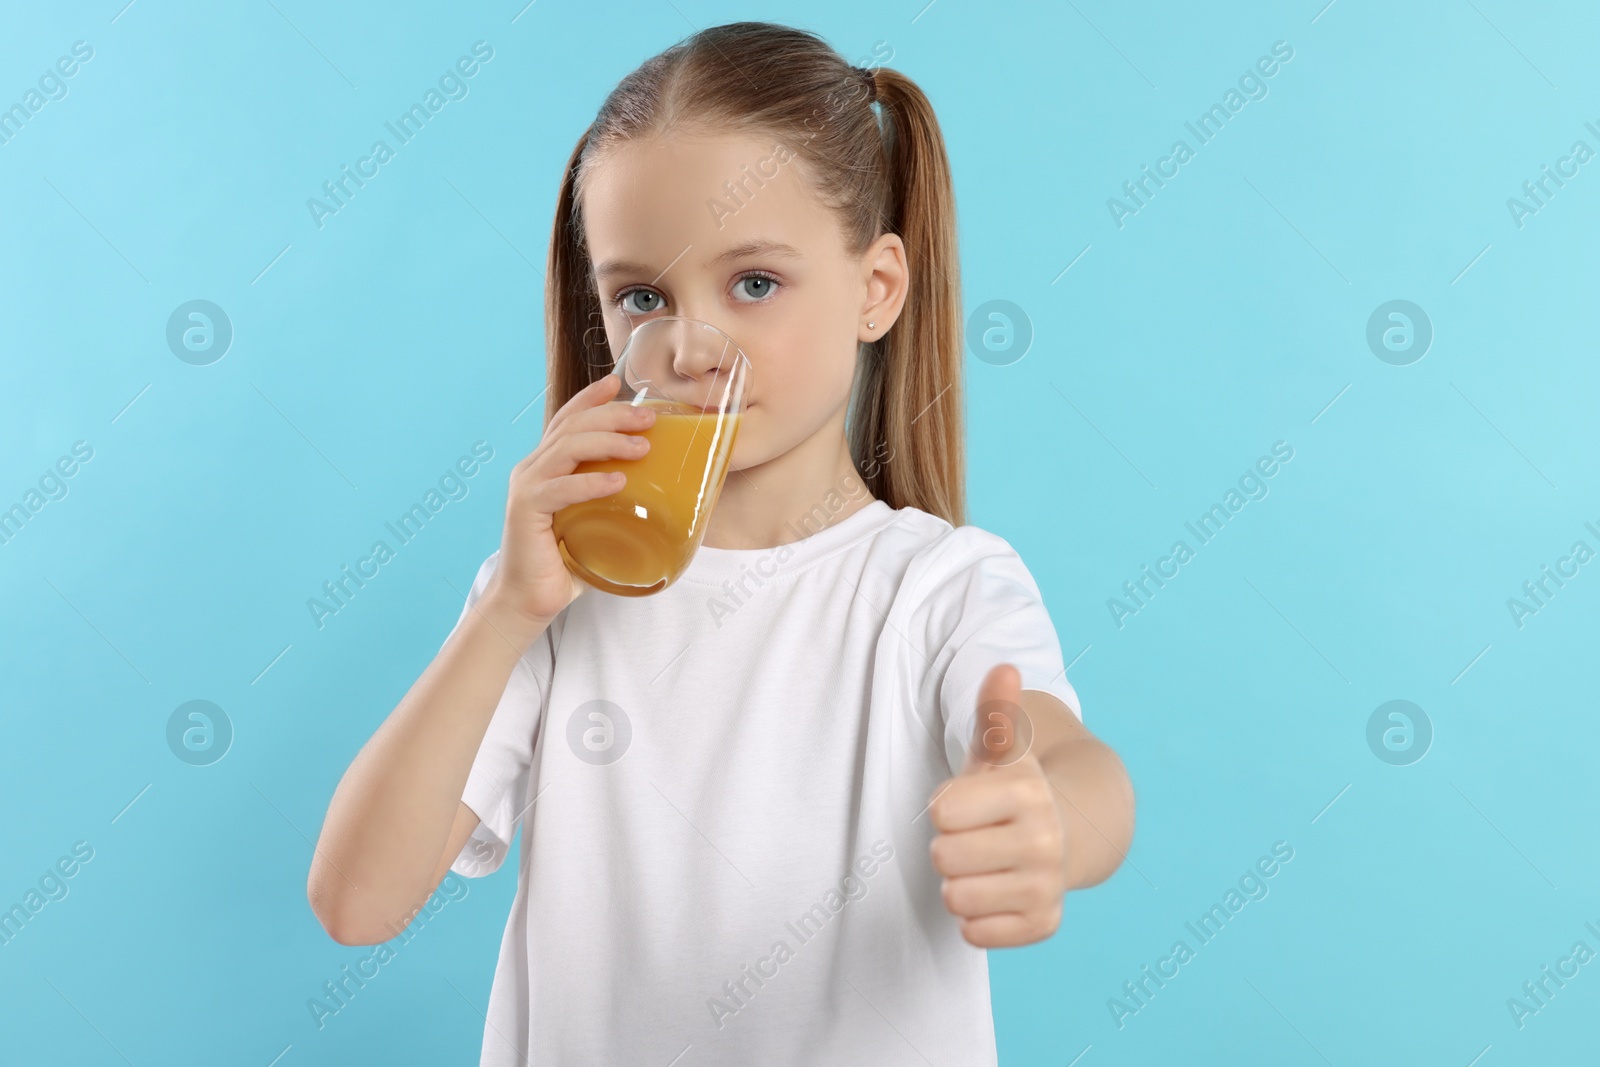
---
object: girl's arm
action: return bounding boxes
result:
[306,595,551,946]
[308,374,662,944]
[1027,689,1137,891]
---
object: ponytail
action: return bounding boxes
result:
[848,66,965,526]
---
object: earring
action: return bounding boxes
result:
[867,322,875,329]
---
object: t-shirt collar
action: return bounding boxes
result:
[679,498,895,586]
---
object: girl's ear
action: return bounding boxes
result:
[859,232,910,343]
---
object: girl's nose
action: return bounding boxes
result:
[664,317,740,378]
[650,318,746,412]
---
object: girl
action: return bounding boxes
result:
[309,21,1135,1066]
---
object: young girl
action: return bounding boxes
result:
[309,21,1134,1066]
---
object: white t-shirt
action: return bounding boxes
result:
[444,497,1081,1066]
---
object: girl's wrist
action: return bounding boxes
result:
[476,582,557,650]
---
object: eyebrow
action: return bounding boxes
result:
[593,240,804,282]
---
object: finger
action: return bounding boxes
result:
[957,905,1062,949]
[534,398,657,471]
[517,377,622,472]
[929,773,1030,834]
[544,374,623,439]
[540,429,651,474]
[563,393,659,436]
[521,401,656,474]
[940,869,1060,918]
[963,663,1028,774]
[524,470,627,514]
[929,820,1043,877]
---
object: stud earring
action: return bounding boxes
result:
[867,322,875,329]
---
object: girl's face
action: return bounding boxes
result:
[580,130,905,472]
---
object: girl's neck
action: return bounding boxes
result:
[700,425,877,551]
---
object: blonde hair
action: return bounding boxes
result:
[545,21,965,525]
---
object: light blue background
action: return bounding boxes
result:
[2,1,1596,1064]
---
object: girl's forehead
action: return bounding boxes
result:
[589,129,771,186]
[581,132,845,271]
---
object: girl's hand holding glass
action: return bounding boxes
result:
[483,373,657,632]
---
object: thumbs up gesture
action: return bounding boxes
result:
[928,664,1069,948]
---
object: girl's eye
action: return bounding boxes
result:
[732,272,780,302]
[615,273,780,313]
[617,288,664,315]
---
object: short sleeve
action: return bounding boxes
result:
[443,551,555,878]
[909,529,1082,776]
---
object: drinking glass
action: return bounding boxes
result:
[551,316,750,596]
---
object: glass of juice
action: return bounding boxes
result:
[551,316,750,596]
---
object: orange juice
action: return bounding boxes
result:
[552,398,742,596]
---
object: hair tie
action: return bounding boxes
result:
[854,65,878,104]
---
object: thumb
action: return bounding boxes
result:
[962,663,1028,774]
